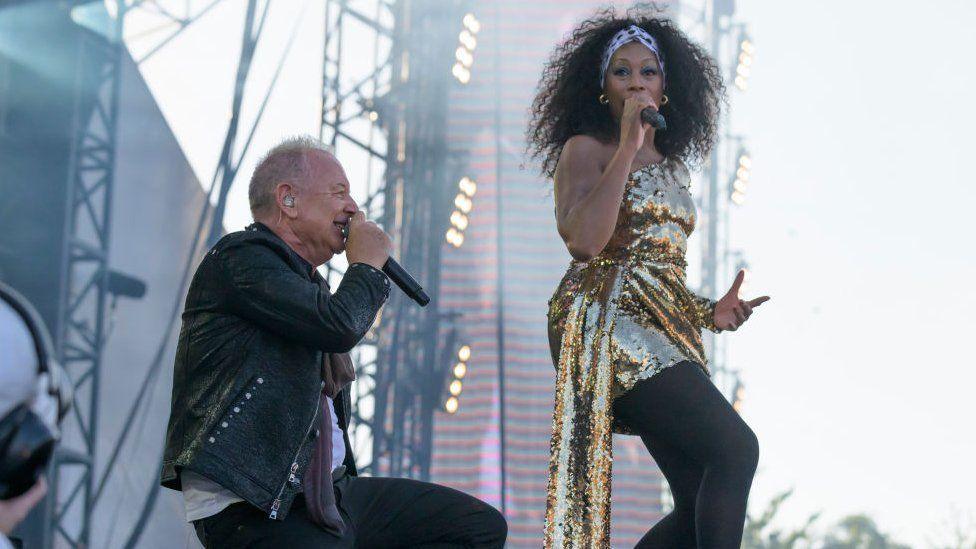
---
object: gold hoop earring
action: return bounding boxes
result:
[660,94,670,106]
[598,94,609,105]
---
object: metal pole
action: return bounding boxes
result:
[492,1,507,515]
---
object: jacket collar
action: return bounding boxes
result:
[246,222,318,279]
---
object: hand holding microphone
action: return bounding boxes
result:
[619,94,666,153]
[341,213,430,307]
[343,211,391,270]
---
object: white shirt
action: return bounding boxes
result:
[182,395,346,522]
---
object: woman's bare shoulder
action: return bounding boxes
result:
[558,134,614,175]
[562,134,612,156]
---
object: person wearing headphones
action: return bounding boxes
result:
[0,281,71,547]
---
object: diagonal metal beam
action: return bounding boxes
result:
[205,0,267,247]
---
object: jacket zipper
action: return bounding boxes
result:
[269,389,321,519]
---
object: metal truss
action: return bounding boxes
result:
[317,0,399,477]
[45,0,293,546]
[369,0,465,482]
[43,2,460,546]
[48,3,127,547]
[319,0,464,480]
[694,0,751,398]
[126,0,228,64]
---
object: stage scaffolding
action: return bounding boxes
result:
[42,0,469,545]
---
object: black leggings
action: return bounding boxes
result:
[612,361,759,548]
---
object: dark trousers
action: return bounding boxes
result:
[612,361,760,548]
[193,475,507,548]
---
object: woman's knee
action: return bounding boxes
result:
[731,423,759,476]
[477,505,508,547]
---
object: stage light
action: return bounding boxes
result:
[737,153,751,178]
[733,33,754,92]
[729,148,751,206]
[452,15,480,84]
[445,228,464,247]
[463,13,481,34]
[450,211,469,231]
[741,39,755,55]
[455,47,474,68]
[447,177,476,248]
[458,176,477,197]
[454,194,473,214]
[459,30,477,51]
[452,63,471,84]
[443,342,470,413]
[445,396,459,414]
[449,379,463,397]
[368,110,379,122]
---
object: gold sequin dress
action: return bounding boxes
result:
[544,157,719,548]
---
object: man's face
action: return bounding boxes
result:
[291,151,358,265]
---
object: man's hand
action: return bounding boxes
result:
[713,270,770,331]
[344,211,392,270]
[1,477,47,535]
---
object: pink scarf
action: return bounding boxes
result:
[302,352,355,535]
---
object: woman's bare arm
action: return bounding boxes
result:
[554,135,638,261]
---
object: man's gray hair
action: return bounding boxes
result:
[248,135,334,217]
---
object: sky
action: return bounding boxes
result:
[123,0,976,545]
[725,0,976,544]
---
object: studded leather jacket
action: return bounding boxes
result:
[160,222,390,521]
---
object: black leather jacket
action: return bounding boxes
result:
[160,223,389,521]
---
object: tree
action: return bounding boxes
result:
[742,489,820,549]
[820,514,911,549]
[928,506,976,549]
[742,490,913,549]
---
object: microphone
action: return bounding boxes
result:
[340,224,430,307]
[640,107,667,130]
[381,257,430,307]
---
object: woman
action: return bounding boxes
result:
[528,9,770,548]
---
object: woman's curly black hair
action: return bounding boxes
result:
[527,6,725,178]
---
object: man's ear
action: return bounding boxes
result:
[275,183,299,219]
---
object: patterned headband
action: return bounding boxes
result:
[599,25,666,89]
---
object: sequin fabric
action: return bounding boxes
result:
[544,158,719,548]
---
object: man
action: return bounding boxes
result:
[161,136,507,548]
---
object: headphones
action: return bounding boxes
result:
[0,281,72,500]
[283,195,295,208]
